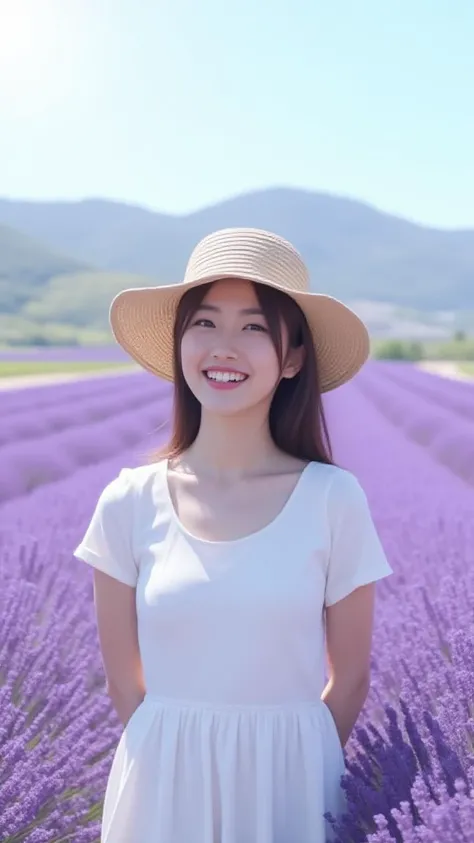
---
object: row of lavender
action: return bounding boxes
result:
[0,374,172,502]
[1,370,158,417]
[1,365,473,841]
[379,361,474,420]
[325,380,474,841]
[0,374,166,444]
[358,362,474,485]
[0,441,171,843]
[2,360,474,504]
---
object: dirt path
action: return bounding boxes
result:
[417,360,474,382]
[0,364,141,391]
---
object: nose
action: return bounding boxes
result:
[210,346,238,360]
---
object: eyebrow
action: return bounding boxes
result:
[195,304,264,316]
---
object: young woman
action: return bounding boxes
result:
[74,227,393,843]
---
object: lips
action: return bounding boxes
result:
[202,368,249,389]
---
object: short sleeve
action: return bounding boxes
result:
[324,470,393,607]
[73,468,138,587]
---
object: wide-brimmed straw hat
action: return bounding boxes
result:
[110,227,370,392]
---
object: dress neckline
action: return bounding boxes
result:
[162,459,313,547]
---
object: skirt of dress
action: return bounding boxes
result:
[101,694,347,843]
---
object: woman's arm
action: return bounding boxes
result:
[321,582,376,747]
[93,569,146,727]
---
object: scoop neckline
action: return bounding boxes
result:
[162,458,313,546]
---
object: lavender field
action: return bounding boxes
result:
[1,362,473,842]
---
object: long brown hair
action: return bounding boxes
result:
[154,280,334,465]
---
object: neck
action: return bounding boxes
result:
[182,406,278,480]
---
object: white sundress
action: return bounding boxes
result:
[74,459,393,843]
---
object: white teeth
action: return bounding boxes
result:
[206,370,246,382]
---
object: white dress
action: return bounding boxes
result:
[74,459,393,843]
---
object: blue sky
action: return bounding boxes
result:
[1,0,473,228]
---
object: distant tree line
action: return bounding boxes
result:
[373,331,474,361]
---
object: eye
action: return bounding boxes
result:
[243,323,267,332]
[192,318,215,328]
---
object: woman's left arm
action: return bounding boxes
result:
[321,471,393,747]
[321,582,376,747]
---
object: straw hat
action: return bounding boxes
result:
[110,227,370,393]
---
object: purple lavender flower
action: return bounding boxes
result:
[2,364,474,840]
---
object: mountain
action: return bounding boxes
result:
[0,224,88,314]
[0,188,473,318]
[22,271,156,328]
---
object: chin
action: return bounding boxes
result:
[200,390,276,419]
[185,374,276,417]
[199,395,256,416]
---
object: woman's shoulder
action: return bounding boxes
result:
[307,461,367,508]
[308,460,359,488]
[100,459,167,502]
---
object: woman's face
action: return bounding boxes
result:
[180,278,300,417]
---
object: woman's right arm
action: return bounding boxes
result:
[73,469,145,726]
[93,569,145,727]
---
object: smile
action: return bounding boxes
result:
[203,369,249,389]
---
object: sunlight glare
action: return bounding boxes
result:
[0,0,73,106]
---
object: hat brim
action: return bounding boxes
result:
[109,274,370,393]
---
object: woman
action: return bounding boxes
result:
[74,227,393,842]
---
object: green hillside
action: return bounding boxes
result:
[0,224,157,344]
[1,189,474,311]
[0,270,159,345]
[23,271,155,328]
[0,312,112,346]
[0,224,88,315]
[1,188,474,346]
